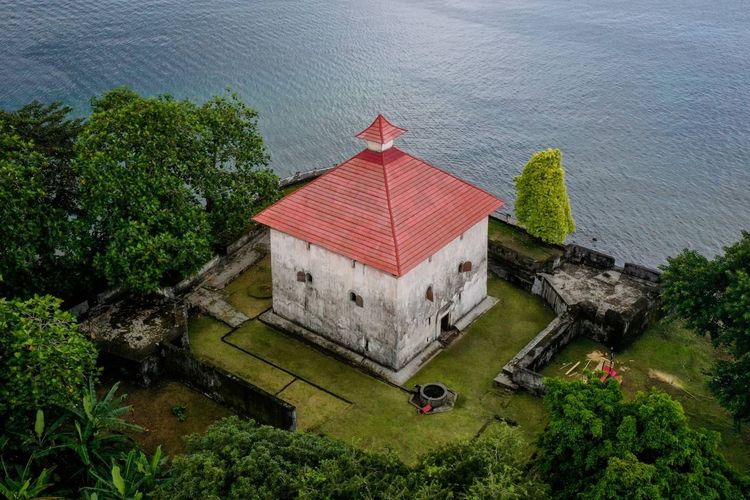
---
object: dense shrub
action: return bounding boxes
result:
[536,377,749,499]
[661,232,750,426]
[514,148,575,244]
[158,417,546,499]
[0,295,98,428]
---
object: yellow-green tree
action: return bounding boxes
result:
[514,149,575,244]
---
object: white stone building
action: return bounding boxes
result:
[254,115,503,382]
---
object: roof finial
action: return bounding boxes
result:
[355,114,407,152]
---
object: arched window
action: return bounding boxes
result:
[349,291,357,302]
[296,271,306,282]
[305,272,313,283]
[425,285,434,302]
[459,261,473,273]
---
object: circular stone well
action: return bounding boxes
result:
[419,382,449,408]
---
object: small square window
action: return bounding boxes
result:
[296,271,306,282]
[306,242,311,251]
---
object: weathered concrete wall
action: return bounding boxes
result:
[269,219,489,371]
[270,229,401,368]
[574,297,659,350]
[531,274,568,315]
[160,344,297,430]
[564,244,616,270]
[496,314,577,394]
[394,218,489,368]
[623,262,661,283]
[487,237,562,292]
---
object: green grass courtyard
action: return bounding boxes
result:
[187,255,750,472]
[188,270,553,463]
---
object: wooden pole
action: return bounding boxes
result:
[565,361,581,376]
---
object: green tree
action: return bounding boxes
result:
[0,112,91,300]
[660,232,750,426]
[0,100,84,214]
[536,377,748,499]
[0,295,98,426]
[0,126,54,296]
[514,148,575,244]
[416,423,547,498]
[158,416,544,499]
[75,88,279,294]
[198,93,279,246]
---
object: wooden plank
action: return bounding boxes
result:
[565,361,581,376]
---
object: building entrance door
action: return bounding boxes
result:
[440,313,451,332]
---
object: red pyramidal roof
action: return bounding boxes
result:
[355,114,407,143]
[253,117,503,277]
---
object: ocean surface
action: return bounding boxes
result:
[2,0,749,267]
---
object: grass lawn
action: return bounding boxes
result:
[540,321,750,473]
[189,276,554,463]
[488,218,562,262]
[224,254,273,318]
[115,380,234,455]
[188,314,294,393]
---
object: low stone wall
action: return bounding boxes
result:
[487,241,561,291]
[512,367,546,396]
[531,275,568,315]
[623,262,661,283]
[563,243,615,270]
[575,297,659,350]
[486,214,661,291]
[160,344,297,430]
[496,314,577,395]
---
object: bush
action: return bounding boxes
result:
[0,295,98,428]
[536,377,748,499]
[514,148,575,244]
[158,417,546,499]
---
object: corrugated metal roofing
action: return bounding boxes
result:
[254,120,504,277]
[355,114,407,143]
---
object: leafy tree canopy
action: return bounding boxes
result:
[0,100,83,213]
[0,109,93,300]
[514,148,575,244]
[536,377,748,499]
[75,87,279,294]
[157,417,546,499]
[660,232,750,425]
[0,295,98,427]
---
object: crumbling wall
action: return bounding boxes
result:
[497,314,577,394]
[160,344,297,430]
[487,239,561,291]
[564,244,616,270]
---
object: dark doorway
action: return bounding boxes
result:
[440,314,451,332]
